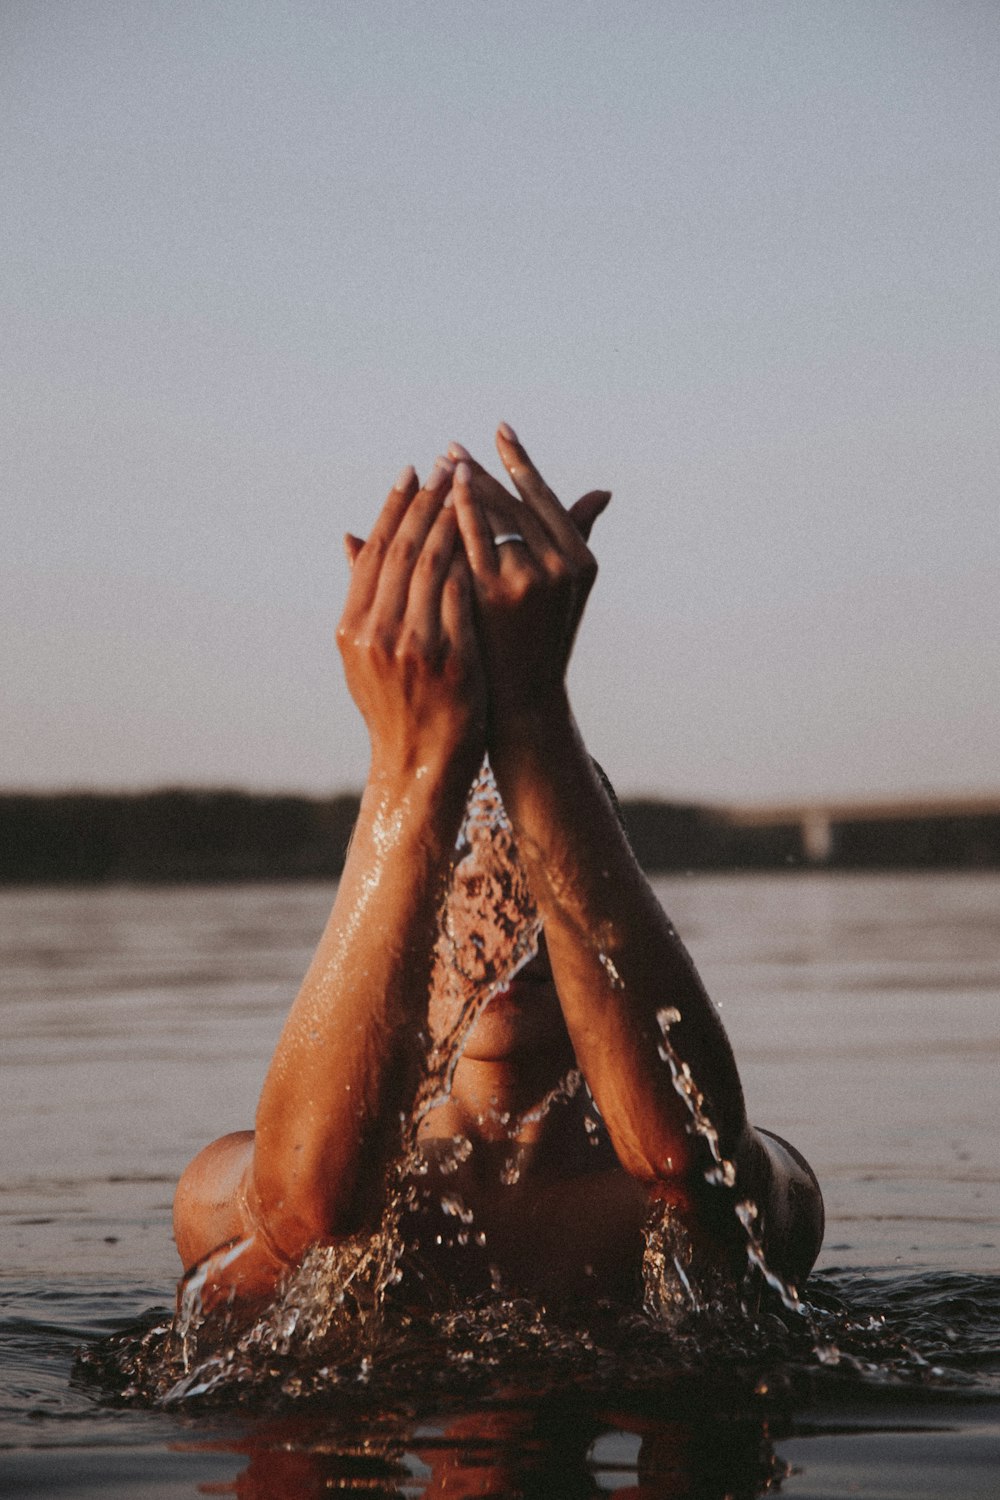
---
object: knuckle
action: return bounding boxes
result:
[364,533,389,564]
[393,627,423,662]
[389,534,418,568]
[336,616,364,652]
[370,626,395,659]
[507,571,536,605]
[549,549,595,591]
[416,541,448,576]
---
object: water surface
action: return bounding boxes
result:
[2,874,998,1495]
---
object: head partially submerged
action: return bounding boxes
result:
[427,761,544,1059]
[426,756,628,1067]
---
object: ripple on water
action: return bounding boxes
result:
[70,1264,1000,1421]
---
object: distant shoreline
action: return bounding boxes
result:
[3,789,999,884]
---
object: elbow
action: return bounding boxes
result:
[249,1153,377,1260]
[609,1118,701,1191]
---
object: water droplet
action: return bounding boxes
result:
[598,951,625,989]
[440,1193,475,1224]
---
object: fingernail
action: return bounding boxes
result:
[425,458,454,491]
[448,441,472,461]
[394,463,416,492]
[498,421,518,444]
[454,461,471,486]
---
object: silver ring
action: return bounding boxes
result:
[492,532,526,547]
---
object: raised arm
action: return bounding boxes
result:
[450,432,822,1283]
[173,462,485,1305]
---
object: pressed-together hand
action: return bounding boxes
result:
[447,425,611,731]
[336,462,486,778]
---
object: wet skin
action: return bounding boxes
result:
[172,429,824,1316]
[415,923,652,1306]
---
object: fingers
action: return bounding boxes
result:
[495,423,595,559]
[451,459,552,587]
[370,459,455,627]
[344,436,605,642]
[404,499,461,653]
[448,442,543,547]
[477,470,551,556]
[449,436,610,548]
[439,549,476,661]
[567,489,612,543]
[451,460,501,578]
[344,465,419,615]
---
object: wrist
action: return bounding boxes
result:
[367,740,480,825]
[488,689,574,762]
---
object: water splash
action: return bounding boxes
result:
[654,1007,736,1191]
[439,1194,475,1225]
[598,950,625,990]
[87,756,895,1407]
[652,1006,809,1319]
[417,758,541,1119]
[435,1133,472,1175]
[78,1259,979,1412]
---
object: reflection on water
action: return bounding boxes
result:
[162,1395,793,1498]
[2,873,999,1494]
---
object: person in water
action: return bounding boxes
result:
[172,424,823,1314]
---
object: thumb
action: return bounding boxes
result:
[568,489,612,542]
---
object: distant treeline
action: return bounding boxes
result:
[2,789,999,885]
[0,790,360,885]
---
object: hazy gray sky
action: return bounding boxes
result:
[4,1,998,802]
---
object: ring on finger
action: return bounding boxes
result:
[493,532,527,548]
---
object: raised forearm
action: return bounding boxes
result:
[448,435,746,1190]
[248,461,485,1255]
[250,759,470,1250]
[490,704,748,1189]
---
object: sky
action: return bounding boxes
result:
[3,0,998,804]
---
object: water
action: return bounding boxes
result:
[2,873,999,1495]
